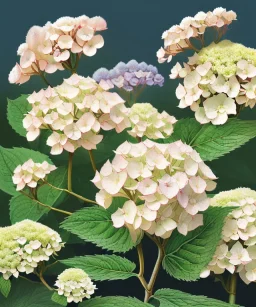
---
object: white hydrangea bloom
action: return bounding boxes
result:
[92,139,216,239]
[55,268,96,303]
[0,220,63,280]
[12,159,56,191]
[128,103,177,139]
[201,188,256,284]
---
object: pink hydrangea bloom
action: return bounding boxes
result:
[157,8,236,63]
[12,159,56,191]
[23,74,130,155]
[9,15,107,84]
[92,139,217,239]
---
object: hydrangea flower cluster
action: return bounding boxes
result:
[9,15,107,84]
[128,103,177,139]
[201,188,256,284]
[23,74,130,154]
[55,268,96,303]
[0,220,63,280]
[93,60,164,92]
[172,40,256,125]
[157,7,236,64]
[12,159,56,191]
[92,139,217,239]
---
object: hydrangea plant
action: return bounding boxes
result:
[1,8,256,307]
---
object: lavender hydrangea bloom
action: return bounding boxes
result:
[92,60,165,92]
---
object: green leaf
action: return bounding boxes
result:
[60,255,137,281]
[61,207,135,253]
[79,296,151,307]
[0,278,60,306]
[9,166,67,223]
[161,118,256,161]
[9,195,44,224]
[51,292,67,306]
[163,118,202,144]
[0,277,11,298]
[163,207,233,281]
[7,95,31,137]
[0,146,52,195]
[153,289,240,306]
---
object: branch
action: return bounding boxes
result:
[68,152,74,191]
[144,235,165,302]
[20,190,72,216]
[44,181,98,205]
[229,273,238,304]
[35,265,53,291]
[136,243,149,292]
[88,150,97,172]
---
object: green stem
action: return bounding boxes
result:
[88,150,97,172]
[68,152,74,191]
[36,266,53,291]
[229,274,237,304]
[38,72,51,87]
[137,243,149,293]
[144,235,165,302]
[45,181,98,205]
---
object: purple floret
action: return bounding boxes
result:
[127,60,139,72]
[138,61,148,71]
[129,77,139,86]
[154,74,165,86]
[115,62,128,74]
[92,68,109,82]
[147,64,158,74]
[108,69,118,79]
[124,72,133,82]
[146,78,154,86]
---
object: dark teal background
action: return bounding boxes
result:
[1,0,256,306]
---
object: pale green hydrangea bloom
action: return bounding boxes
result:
[0,220,63,280]
[128,103,176,139]
[55,268,96,303]
[210,187,256,207]
[198,40,256,78]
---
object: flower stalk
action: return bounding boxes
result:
[88,150,97,172]
[229,273,237,304]
[68,152,74,191]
